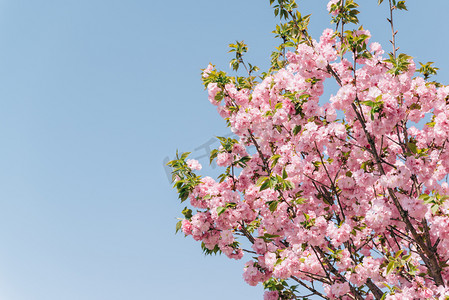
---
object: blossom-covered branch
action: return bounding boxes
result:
[169,0,449,299]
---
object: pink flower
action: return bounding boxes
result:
[330,282,350,298]
[263,252,277,272]
[181,219,192,235]
[263,291,279,300]
[252,238,268,255]
[207,82,221,105]
[216,152,233,167]
[219,230,234,245]
[243,261,265,286]
[327,0,340,15]
[202,64,213,78]
[186,159,202,170]
[316,55,328,69]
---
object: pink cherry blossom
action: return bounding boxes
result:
[170,1,449,298]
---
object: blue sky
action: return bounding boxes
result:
[0,1,447,299]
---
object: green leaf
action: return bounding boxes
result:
[292,125,301,136]
[361,100,376,107]
[395,249,404,258]
[210,149,218,164]
[263,233,280,239]
[409,103,421,110]
[274,258,284,267]
[175,220,182,233]
[256,176,268,186]
[293,197,306,205]
[182,207,193,219]
[386,261,395,275]
[431,204,439,214]
[269,200,279,212]
[396,1,407,10]
[284,180,294,190]
[217,207,226,216]
[237,156,251,167]
[226,202,237,209]
[271,154,281,167]
[260,179,272,191]
[419,193,431,201]
[407,141,418,154]
[180,152,191,160]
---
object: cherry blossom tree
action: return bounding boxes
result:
[168,0,449,299]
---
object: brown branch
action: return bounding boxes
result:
[247,129,271,174]
[314,141,345,220]
[388,0,399,57]
[366,279,384,300]
[350,100,445,286]
[238,221,255,244]
[314,247,364,300]
[291,276,330,300]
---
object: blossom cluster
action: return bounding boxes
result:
[170,1,449,299]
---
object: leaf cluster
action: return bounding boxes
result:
[384,249,417,277]
[201,242,222,256]
[167,152,201,202]
[263,278,299,299]
[229,41,248,72]
[384,53,412,76]
[417,61,439,80]
[341,27,372,59]
[202,69,231,91]
[330,0,360,25]
[268,0,312,73]
[257,170,293,193]
[360,95,384,121]
[419,193,449,214]
[378,0,407,11]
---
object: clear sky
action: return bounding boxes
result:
[0,1,447,299]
